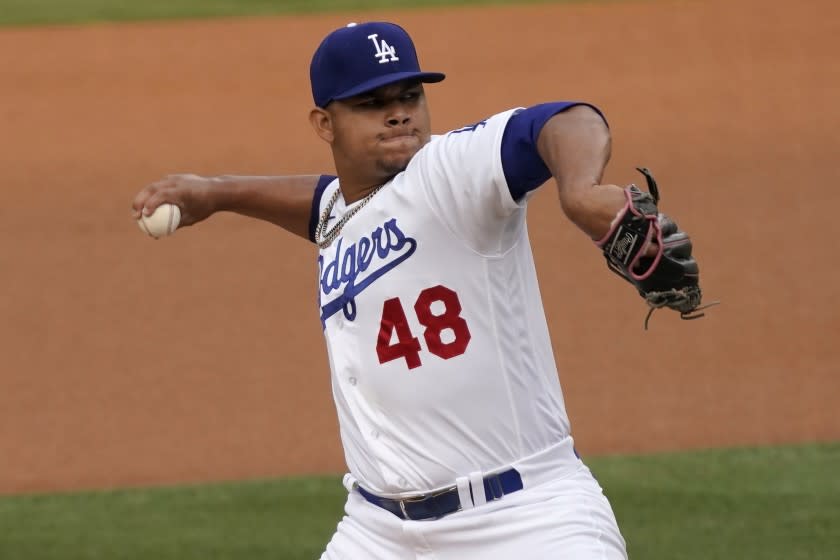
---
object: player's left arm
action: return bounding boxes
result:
[503,102,652,246]
[531,104,711,323]
[534,105,632,241]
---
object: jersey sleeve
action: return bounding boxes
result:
[410,102,605,255]
[501,102,608,200]
[308,174,338,243]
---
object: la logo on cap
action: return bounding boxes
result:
[368,33,399,64]
[309,21,445,108]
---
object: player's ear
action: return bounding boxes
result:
[309,107,334,143]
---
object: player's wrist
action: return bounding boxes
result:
[206,175,238,214]
[558,183,628,241]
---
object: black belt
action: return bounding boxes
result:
[357,468,523,521]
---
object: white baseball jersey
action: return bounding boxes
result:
[314,107,575,497]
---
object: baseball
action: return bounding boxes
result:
[137,203,181,238]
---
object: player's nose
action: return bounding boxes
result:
[386,114,411,126]
[385,103,411,126]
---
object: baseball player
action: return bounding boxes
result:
[132,21,706,559]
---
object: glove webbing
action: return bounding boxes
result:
[644,292,721,330]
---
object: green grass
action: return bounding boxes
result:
[592,443,840,560]
[1,443,837,560]
[0,0,584,27]
[0,476,347,560]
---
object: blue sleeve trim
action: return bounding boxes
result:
[308,175,337,243]
[501,102,608,200]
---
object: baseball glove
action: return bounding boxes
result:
[596,167,717,329]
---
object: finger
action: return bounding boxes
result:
[132,175,182,217]
[141,190,174,216]
[131,184,159,218]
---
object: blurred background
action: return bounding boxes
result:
[1,0,838,492]
[0,0,838,557]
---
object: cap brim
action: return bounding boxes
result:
[331,71,446,103]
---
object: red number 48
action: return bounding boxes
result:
[376,285,471,370]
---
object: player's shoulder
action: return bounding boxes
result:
[418,108,522,159]
[442,108,522,138]
[429,103,605,147]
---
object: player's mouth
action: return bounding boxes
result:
[379,130,419,147]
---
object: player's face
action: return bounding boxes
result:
[327,81,432,180]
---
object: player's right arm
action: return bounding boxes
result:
[131,173,334,242]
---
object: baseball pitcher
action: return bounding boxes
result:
[132,21,708,559]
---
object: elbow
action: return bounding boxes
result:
[557,190,591,227]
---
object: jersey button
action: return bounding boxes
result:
[348,377,357,386]
[398,477,408,488]
[370,429,380,439]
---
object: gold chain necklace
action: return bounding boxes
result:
[315,185,385,249]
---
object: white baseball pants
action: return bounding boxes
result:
[320,439,628,560]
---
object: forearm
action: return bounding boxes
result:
[536,107,627,240]
[133,173,323,241]
[212,174,322,239]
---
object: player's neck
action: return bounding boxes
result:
[338,176,394,204]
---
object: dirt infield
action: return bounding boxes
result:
[1,0,837,494]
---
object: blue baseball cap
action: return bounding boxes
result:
[310,22,446,108]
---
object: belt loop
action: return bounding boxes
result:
[455,476,473,510]
[468,471,487,506]
[342,473,358,493]
[486,474,503,500]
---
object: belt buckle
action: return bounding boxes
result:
[399,490,432,521]
[398,500,412,520]
[398,485,457,521]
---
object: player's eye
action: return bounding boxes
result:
[357,98,382,108]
